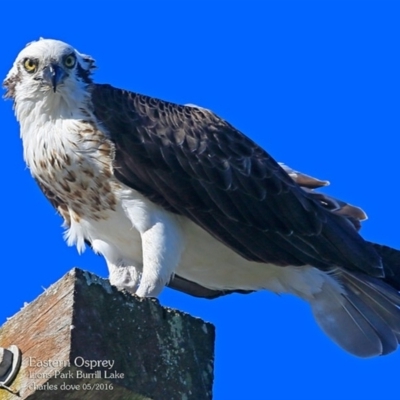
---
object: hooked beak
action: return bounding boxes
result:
[43,63,67,92]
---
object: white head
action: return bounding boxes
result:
[3,39,96,116]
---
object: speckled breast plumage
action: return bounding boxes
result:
[32,120,119,223]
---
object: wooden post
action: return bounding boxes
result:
[0,268,215,399]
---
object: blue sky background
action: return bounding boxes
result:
[1,1,399,399]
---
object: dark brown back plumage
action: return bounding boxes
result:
[91,84,383,277]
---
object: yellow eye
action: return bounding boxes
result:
[23,58,38,73]
[63,54,76,68]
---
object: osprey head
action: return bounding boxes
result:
[3,38,95,102]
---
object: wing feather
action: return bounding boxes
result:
[91,84,383,277]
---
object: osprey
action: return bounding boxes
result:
[4,38,400,357]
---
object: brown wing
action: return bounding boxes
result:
[91,83,384,277]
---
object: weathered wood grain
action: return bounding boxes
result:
[0,269,215,399]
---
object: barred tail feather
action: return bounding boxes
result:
[310,269,400,357]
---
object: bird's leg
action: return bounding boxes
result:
[135,218,184,297]
[107,263,142,294]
